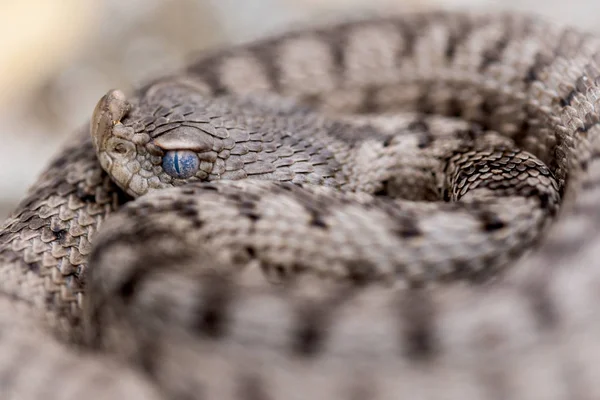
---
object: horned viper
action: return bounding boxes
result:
[1,10,600,400]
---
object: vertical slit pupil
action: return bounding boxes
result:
[173,152,181,175]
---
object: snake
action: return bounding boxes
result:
[1,10,600,399]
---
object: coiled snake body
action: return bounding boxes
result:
[1,11,600,399]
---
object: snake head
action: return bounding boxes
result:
[90,84,235,197]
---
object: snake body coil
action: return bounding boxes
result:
[1,11,600,400]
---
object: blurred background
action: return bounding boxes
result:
[1,0,599,219]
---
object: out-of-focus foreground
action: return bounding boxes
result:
[1,0,599,219]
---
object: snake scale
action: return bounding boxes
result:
[1,10,600,399]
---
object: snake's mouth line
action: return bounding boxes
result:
[123,170,135,194]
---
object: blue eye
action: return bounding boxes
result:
[162,151,200,179]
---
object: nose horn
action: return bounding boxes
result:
[90,89,131,151]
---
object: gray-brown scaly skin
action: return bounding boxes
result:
[1,10,600,399]
[90,84,559,284]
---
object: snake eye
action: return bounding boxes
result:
[162,150,200,179]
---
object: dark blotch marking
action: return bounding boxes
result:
[523,52,553,88]
[522,188,557,216]
[443,15,474,62]
[479,211,506,232]
[346,259,378,286]
[329,34,346,73]
[307,206,328,229]
[250,44,283,93]
[267,264,290,281]
[559,89,577,107]
[407,120,429,132]
[443,258,474,282]
[479,35,509,71]
[445,37,458,60]
[456,125,483,142]
[115,187,133,205]
[48,155,68,170]
[538,191,551,211]
[52,228,68,244]
[443,26,471,62]
[278,182,296,191]
[407,119,435,149]
[239,200,260,221]
[395,216,422,238]
[446,97,463,118]
[443,256,498,284]
[579,121,594,134]
[192,219,204,229]
[390,18,417,66]
[374,179,390,196]
[398,290,438,360]
[478,98,494,131]
[76,186,97,203]
[28,262,40,274]
[417,132,434,149]
[193,274,232,339]
[524,66,537,83]
[245,246,256,258]
[292,304,327,357]
[173,199,199,220]
[309,214,327,228]
[199,183,220,192]
[117,269,143,302]
[382,134,395,148]
[440,188,449,202]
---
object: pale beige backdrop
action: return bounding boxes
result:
[1,0,598,219]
